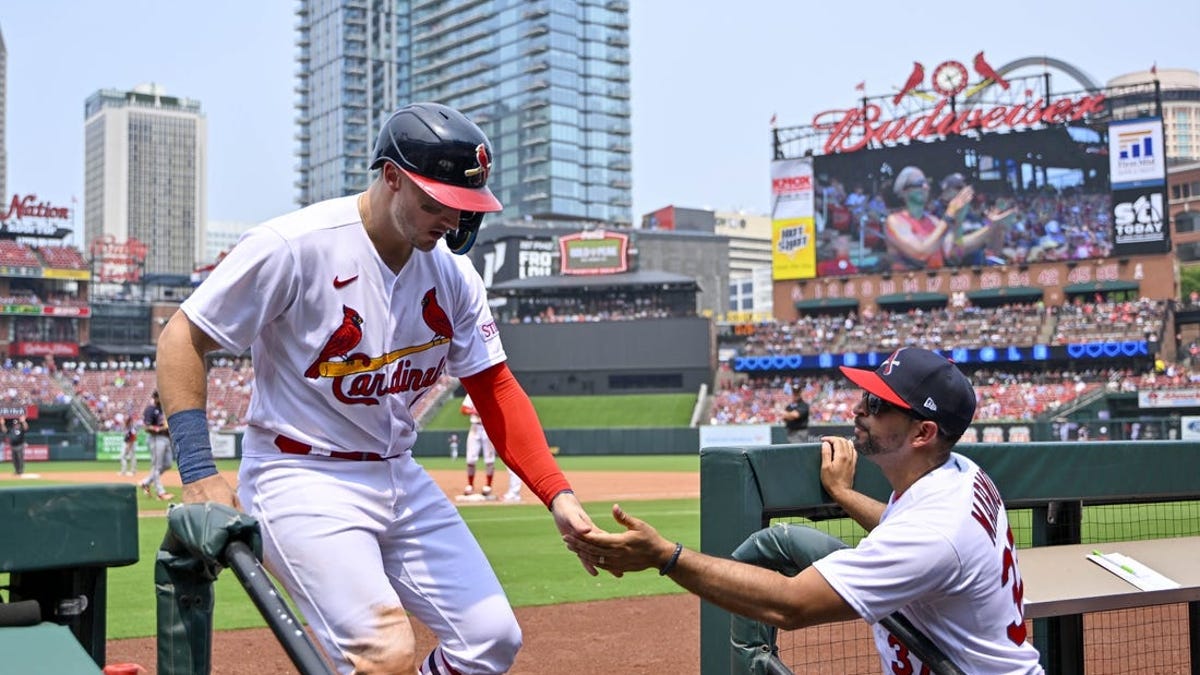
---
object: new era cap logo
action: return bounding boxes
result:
[924,397,938,412]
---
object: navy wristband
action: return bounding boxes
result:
[659,542,683,576]
[548,488,574,511]
[168,408,218,484]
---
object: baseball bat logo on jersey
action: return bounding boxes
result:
[305,289,453,406]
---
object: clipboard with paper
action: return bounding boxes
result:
[1087,550,1183,592]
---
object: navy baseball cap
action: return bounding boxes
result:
[839,347,976,437]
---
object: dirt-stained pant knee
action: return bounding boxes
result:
[345,605,417,674]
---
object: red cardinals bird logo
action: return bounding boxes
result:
[973,51,1010,90]
[463,143,491,185]
[421,287,454,340]
[893,62,925,105]
[305,305,364,379]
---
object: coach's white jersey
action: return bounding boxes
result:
[182,195,505,457]
[813,453,1043,674]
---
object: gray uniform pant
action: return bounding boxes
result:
[142,435,173,496]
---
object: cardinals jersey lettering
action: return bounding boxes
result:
[181,195,505,457]
[813,454,1043,674]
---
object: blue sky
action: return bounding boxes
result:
[3,1,1197,231]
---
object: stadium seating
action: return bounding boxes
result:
[711,299,1173,426]
[34,245,88,270]
[0,240,41,268]
[0,365,64,406]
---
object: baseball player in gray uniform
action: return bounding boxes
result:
[568,348,1043,674]
[156,102,597,674]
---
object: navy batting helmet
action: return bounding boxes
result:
[371,102,502,254]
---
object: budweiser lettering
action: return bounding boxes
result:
[814,93,1107,154]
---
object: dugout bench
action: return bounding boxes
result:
[699,440,1200,674]
[0,484,140,673]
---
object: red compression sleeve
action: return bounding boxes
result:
[460,363,572,507]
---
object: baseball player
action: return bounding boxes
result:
[568,347,1043,674]
[460,394,495,496]
[156,102,597,675]
[502,469,524,503]
[138,391,172,500]
[6,414,28,476]
[120,415,138,476]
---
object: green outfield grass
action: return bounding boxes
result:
[6,462,1194,642]
[16,454,700,475]
[96,498,698,638]
[421,393,697,430]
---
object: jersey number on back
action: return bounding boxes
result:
[1000,526,1028,644]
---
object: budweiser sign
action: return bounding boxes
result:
[810,52,1108,154]
[814,94,1106,154]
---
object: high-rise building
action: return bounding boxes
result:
[0,25,7,203]
[295,0,632,225]
[1108,68,1200,162]
[83,84,207,281]
[204,220,256,264]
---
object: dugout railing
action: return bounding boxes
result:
[699,441,1200,674]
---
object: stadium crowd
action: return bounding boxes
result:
[498,292,693,324]
[734,299,1166,357]
[815,176,1114,273]
[0,295,1186,433]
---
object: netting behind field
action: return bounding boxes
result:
[768,500,1200,674]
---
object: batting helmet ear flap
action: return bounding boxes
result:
[446,211,483,254]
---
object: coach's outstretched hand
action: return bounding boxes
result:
[550,490,601,575]
[182,473,242,511]
[563,504,677,578]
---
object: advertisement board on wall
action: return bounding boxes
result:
[1181,416,1200,441]
[1112,186,1169,254]
[1108,118,1166,190]
[699,424,772,450]
[558,230,629,275]
[771,158,816,280]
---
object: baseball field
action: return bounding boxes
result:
[1,456,701,674]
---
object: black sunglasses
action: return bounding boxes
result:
[862,392,949,437]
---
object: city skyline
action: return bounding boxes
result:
[1,1,1197,240]
[294,1,633,224]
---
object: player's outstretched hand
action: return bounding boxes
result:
[182,473,242,511]
[550,490,600,575]
[563,504,676,578]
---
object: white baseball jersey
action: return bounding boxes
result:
[813,453,1043,674]
[461,394,483,426]
[182,195,505,457]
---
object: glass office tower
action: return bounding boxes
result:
[296,0,631,225]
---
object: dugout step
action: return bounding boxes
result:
[0,622,103,674]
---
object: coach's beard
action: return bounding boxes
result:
[853,424,894,457]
